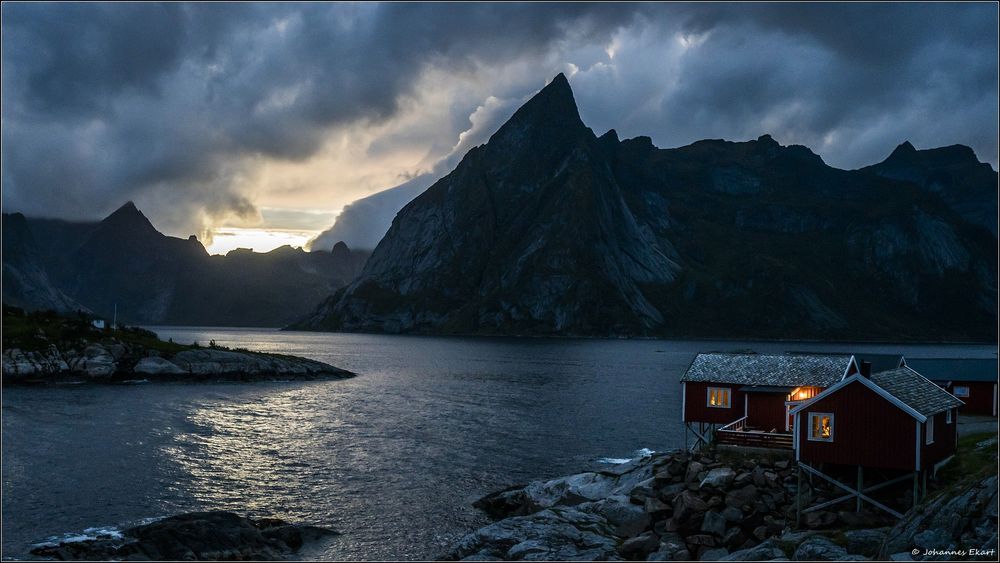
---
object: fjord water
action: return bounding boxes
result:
[2,330,994,560]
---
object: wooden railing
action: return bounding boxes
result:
[716,417,794,450]
[719,416,748,432]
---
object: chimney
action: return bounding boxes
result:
[860,361,872,377]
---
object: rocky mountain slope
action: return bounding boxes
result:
[2,203,370,326]
[294,74,997,341]
[1,213,85,313]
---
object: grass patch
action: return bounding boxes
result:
[935,431,998,486]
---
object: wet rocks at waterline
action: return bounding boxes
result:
[28,511,339,561]
[447,449,999,561]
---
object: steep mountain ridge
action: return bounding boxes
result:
[293,74,997,340]
[3,204,370,326]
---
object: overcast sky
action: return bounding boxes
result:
[3,2,997,248]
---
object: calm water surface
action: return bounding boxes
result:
[2,330,995,559]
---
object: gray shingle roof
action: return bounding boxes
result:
[681,353,852,387]
[903,358,998,383]
[854,353,906,373]
[870,367,965,417]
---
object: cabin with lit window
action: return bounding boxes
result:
[904,358,998,417]
[680,353,860,450]
[788,366,964,519]
[790,366,963,471]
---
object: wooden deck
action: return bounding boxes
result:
[715,416,794,450]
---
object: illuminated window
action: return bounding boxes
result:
[946,410,952,424]
[808,412,834,442]
[707,387,731,408]
[954,386,970,398]
[926,417,934,445]
[789,387,819,401]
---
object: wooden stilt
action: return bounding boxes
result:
[796,465,802,529]
[799,463,903,518]
[856,466,863,512]
[913,472,919,507]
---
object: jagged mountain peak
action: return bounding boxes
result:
[485,74,587,151]
[99,201,159,238]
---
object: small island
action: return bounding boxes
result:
[1,306,354,384]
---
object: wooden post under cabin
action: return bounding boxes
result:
[856,466,863,512]
[796,466,802,528]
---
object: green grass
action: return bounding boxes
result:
[935,431,998,486]
[2,305,187,354]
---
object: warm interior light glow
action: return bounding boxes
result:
[788,386,820,401]
[205,227,318,255]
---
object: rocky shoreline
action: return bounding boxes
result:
[447,447,998,561]
[28,511,338,561]
[2,339,354,384]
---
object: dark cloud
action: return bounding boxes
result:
[2,2,996,244]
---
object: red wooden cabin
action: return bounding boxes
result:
[904,358,998,417]
[790,366,964,472]
[680,353,859,449]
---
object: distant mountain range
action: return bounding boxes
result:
[292,73,998,341]
[2,203,369,327]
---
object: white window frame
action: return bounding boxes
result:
[926,416,935,445]
[706,387,731,409]
[945,409,952,424]
[953,385,970,398]
[807,412,834,442]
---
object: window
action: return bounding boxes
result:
[946,410,952,424]
[808,412,834,442]
[954,386,970,398]
[707,387,731,408]
[926,417,935,445]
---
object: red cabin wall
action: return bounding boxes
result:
[683,382,746,424]
[796,380,916,471]
[920,409,958,469]
[746,393,787,432]
[947,381,997,416]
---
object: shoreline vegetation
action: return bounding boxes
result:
[448,432,999,561]
[1,306,354,384]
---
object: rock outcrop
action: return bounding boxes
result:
[2,340,352,384]
[28,511,338,561]
[879,475,998,561]
[449,448,998,561]
[294,74,997,341]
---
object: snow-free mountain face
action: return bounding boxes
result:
[293,74,997,341]
[3,203,370,326]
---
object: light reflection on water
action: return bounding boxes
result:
[3,330,995,560]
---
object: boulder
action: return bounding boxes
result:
[646,533,690,561]
[28,511,337,561]
[619,531,660,559]
[844,528,887,557]
[701,468,737,490]
[720,540,787,561]
[721,506,743,523]
[686,461,706,483]
[793,536,848,561]
[700,510,728,537]
[448,507,620,561]
[699,547,729,560]
[802,510,837,529]
[725,485,759,510]
[133,356,186,376]
[672,491,709,526]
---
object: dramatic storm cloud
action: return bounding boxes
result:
[2,3,996,250]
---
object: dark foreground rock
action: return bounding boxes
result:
[448,448,999,561]
[29,511,338,561]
